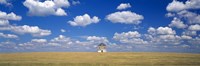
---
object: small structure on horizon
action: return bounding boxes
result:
[97,43,107,53]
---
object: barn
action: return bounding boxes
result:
[97,43,106,52]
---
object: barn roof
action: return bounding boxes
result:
[98,43,106,46]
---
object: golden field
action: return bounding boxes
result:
[0,52,200,66]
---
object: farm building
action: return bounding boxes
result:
[97,43,107,52]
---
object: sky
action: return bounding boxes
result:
[0,0,200,53]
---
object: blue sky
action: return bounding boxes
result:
[0,0,200,53]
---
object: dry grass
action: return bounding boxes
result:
[0,52,200,66]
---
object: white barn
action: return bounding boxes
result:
[97,43,106,52]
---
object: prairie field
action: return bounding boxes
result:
[0,52,200,66]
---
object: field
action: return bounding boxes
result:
[0,52,200,66]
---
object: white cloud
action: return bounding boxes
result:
[147,27,180,44]
[185,0,200,9]
[86,36,109,44]
[0,11,51,37]
[60,29,66,32]
[72,0,80,5]
[17,35,112,51]
[0,20,9,26]
[180,44,190,48]
[148,27,176,35]
[68,14,100,27]
[31,39,47,43]
[23,0,69,16]
[169,17,187,28]
[13,25,52,37]
[0,25,51,37]
[187,37,200,44]
[188,24,200,31]
[165,0,200,45]
[166,0,200,40]
[0,0,12,6]
[0,32,18,38]
[106,11,143,24]
[181,35,192,40]
[117,3,131,10]
[159,34,181,41]
[0,41,16,49]
[166,0,200,12]
[113,31,147,44]
[50,35,72,44]
[146,27,181,45]
[55,8,67,16]
[18,35,73,49]
[114,31,141,38]
[157,27,176,35]
[0,11,21,26]
[165,13,175,17]
[166,0,186,12]
[147,27,156,35]
[177,11,200,24]
[146,34,182,45]
[182,30,197,36]
[0,0,7,4]
[54,0,70,8]
[0,11,22,21]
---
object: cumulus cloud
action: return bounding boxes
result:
[0,11,21,27]
[0,25,51,37]
[0,0,12,6]
[147,27,156,35]
[18,35,73,50]
[113,31,147,44]
[146,34,182,45]
[55,8,67,16]
[177,11,200,24]
[146,27,182,45]
[86,36,109,44]
[0,11,22,21]
[68,14,100,27]
[148,27,176,35]
[156,27,176,35]
[21,26,51,37]
[17,35,112,51]
[60,29,66,32]
[31,39,47,43]
[0,0,8,4]
[181,35,192,40]
[165,13,175,17]
[0,41,17,49]
[106,11,143,24]
[0,20,9,26]
[23,0,69,16]
[0,11,51,37]
[166,0,186,12]
[185,0,200,9]
[165,0,200,45]
[72,0,80,5]
[180,44,190,48]
[188,24,200,31]
[117,3,131,10]
[169,17,187,29]
[166,0,200,39]
[50,35,72,44]
[0,32,18,38]
[182,30,197,36]
[12,25,51,37]
[166,0,200,12]
[188,37,200,44]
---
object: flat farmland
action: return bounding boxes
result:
[0,52,200,66]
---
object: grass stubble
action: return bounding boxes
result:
[0,52,200,66]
